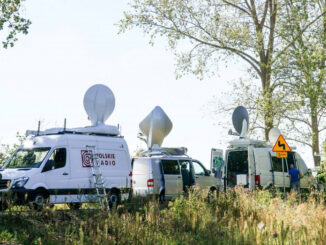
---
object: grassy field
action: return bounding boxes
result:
[0,188,326,245]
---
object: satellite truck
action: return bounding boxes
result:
[0,84,132,210]
[132,106,217,202]
[211,106,311,191]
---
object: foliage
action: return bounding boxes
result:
[119,0,324,141]
[1,188,326,244]
[318,142,326,184]
[0,0,31,48]
[273,0,326,166]
[0,132,25,165]
[317,164,326,184]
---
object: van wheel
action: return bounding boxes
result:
[68,203,82,210]
[108,191,119,209]
[32,190,49,211]
[0,201,8,211]
[207,187,218,201]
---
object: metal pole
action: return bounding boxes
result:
[282,157,286,199]
[37,121,41,136]
[63,118,66,131]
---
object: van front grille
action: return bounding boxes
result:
[0,180,11,190]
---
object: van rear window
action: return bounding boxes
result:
[161,160,180,175]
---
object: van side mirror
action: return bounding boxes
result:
[212,168,216,174]
[206,170,211,176]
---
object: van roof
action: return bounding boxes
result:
[228,137,297,150]
[138,147,189,157]
[135,155,192,161]
[22,133,126,149]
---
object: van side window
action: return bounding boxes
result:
[42,148,66,172]
[161,160,180,175]
[192,161,206,176]
[271,157,288,172]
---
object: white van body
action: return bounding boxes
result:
[0,132,131,206]
[219,138,311,190]
[132,149,217,200]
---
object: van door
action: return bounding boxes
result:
[132,158,152,196]
[191,160,211,189]
[210,149,224,189]
[41,147,70,193]
[161,159,182,197]
[248,146,256,190]
[270,152,290,188]
[179,160,195,192]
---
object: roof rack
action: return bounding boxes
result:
[26,125,120,137]
[140,147,188,157]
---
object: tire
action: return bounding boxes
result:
[0,201,8,211]
[32,190,49,211]
[108,191,119,209]
[68,203,82,210]
[207,187,218,201]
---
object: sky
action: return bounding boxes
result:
[0,0,314,169]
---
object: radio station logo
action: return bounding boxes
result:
[81,150,116,168]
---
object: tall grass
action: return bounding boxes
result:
[1,188,326,244]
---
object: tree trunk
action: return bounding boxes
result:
[311,111,321,167]
[261,68,274,141]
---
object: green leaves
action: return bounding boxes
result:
[0,0,31,49]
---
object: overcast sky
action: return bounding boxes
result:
[0,0,314,168]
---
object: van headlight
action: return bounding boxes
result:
[12,177,29,188]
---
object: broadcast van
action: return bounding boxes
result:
[211,106,312,191]
[132,106,217,202]
[0,84,132,210]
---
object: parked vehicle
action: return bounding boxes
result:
[132,106,217,201]
[223,138,310,190]
[132,148,217,201]
[0,84,132,210]
[211,106,311,191]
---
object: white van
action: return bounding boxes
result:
[222,138,310,190]
[132,106,217,201]
[0,132,131,210]
[213,106,312,191]
[132,148,217,202]
[0,84,132,210]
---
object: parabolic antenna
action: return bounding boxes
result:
[232,106,249,137]
[139,106,173,149]
[83,84,115,126]
[269,127,281,145]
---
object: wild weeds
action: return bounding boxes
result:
[1,188,326,244]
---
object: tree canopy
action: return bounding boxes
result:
[0,0,31,48]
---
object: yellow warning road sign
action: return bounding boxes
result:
[272,135,291,152]
[276,152,288,158]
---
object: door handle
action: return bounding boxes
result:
[195,176,199,179]
[63,172,69,176]
[177,176,181,178]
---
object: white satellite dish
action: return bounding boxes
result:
[269,127,281,145]
[232,106,249,138]
[139,106,172,149]
[83,84,115,126]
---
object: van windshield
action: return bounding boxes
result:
[5,148,51,169]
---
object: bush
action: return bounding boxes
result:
[1,188,326,244]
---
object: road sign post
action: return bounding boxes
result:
[272,134,291,199]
